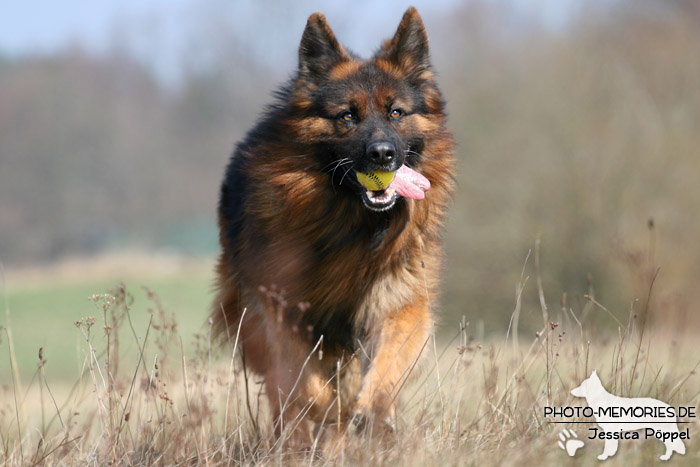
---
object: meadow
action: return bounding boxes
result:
[2,1,699,464]
[2,253,698,465]
[1,254,213,382]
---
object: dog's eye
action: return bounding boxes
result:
[341,111,354,122]
[389,108,403,119]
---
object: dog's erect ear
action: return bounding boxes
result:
[591,370,599,380]
[379,7,430,76]
[299,12,348,78]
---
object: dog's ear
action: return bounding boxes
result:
[378,7,431,77]
[298,12,349,79]
[591,370,599,380]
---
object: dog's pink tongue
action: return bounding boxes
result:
[389,165,430,200]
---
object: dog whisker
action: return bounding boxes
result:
[331,160,352,179]
[339,164,354,186]
[321,158,352,173]
[327,159,353,193]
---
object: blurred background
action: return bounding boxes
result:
[2,0,699,379]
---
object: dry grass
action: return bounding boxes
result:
[2,251,699,466]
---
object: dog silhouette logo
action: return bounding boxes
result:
[570,370,686,461]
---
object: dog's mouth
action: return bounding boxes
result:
[361,188,398,212]
[355,165,431,212]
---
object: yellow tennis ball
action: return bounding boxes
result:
[356,170,396,191]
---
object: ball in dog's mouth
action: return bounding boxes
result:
[357,165,431,211]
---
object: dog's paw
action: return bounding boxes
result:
[351,411,368,433]
[349,411,395,437]
[557,428,584,457]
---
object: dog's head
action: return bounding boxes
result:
[288,8,446,212]
[571,370,602,398]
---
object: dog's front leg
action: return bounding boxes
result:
[355,300,431,425]
[599,437,619,460]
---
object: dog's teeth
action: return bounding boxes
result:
[366,190,373,198]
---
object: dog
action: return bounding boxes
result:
[211,7,454,442]
[571,370,686,460]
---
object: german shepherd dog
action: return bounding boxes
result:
[212,7,454,441]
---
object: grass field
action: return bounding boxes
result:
[1,254,699,465]
[1,253,215,382]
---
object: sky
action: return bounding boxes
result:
[0,0,582,85]
[0,0,581,52]
[0,0,187,53]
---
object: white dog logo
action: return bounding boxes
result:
[571,370,686,461]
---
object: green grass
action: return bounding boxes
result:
[1,263,214,382]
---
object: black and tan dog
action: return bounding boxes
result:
[212,7,455,442]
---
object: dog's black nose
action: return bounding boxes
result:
[366,141,396,166]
